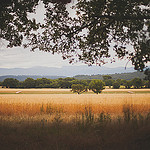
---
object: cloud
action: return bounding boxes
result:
[0,43,136,69]
[0,46,71,68]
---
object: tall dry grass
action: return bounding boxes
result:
[0,94,150,117]
[0,92,150,150]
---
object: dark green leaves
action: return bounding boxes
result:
[0,0,150,71]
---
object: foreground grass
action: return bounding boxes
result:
[0,91,150,149]
[0,110,150,150]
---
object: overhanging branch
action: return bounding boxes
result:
[66,14,150,37]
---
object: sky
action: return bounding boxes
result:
[0,1,142,70]
[0,42,134,69]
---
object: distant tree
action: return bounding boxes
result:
[131,78,143,89]
[36,84,44,88]
[116,79,122,85]
[102,75,112,80]
[36,78,52,88]
[71,84,87,94]
[144,80,150,88]
[17,81,24,88]
[57,78,72,88]
[43,84,51,88]
[112,81,120,89]
[2,78,19,88]
[63,77,76,81]
[71,79,88,86]
[50,80,59,88]
[144,68,150,88]
[123,80,132,89]
[23,78,36,88]
[89,80,105,94]
[104,79,114,88]
[121,79,128,86]
[36,78,44,88]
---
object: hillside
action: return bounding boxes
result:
[74,71,145,80]
[0,71,145,82]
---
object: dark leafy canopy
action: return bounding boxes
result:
[102,75,112,80]
[144,68,150,87]
[144,68,150,81]
[1,0,150,71]
[0,0,69,47]
[2,78,19,88]
[0,0,40,47]
[27,0,150,71]
[71,84,87,94]
[89,79,105,94]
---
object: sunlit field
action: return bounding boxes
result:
[0,88,150,150]
[0,88,150,94]
[0,88,150,116]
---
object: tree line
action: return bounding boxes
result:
[74,71,146,81]
[0,74,150,91]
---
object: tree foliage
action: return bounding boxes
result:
[144,68,150,88]
[104,79,114,88]
[71,84,87,94]
[112,81,120,89]
[27,0,150,71]
[102,75,112,80]
[0,0,40,47]
[23,78,36,88]
[89,79,105,94]
[1,0,149,71]
[0,0,71,47]
[1,76,149,89]
[131,78,143,88]
[144,68,150,81]
[2,78,19,88]
[123,80,132,89]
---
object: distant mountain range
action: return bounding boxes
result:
[0,71,145,82]
[0,65,135,76]
[0,65,145,81]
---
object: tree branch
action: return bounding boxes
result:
[66,14,150,37]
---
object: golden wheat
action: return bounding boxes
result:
[0,90,150,116]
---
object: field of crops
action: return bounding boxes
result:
[0,88,150,94]
[0,88,150,116]
[0,89,149,115]
[0,88,150,150]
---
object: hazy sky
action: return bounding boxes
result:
[0,1,143,69]
[0,44,134,69]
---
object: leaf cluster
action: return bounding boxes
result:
[0,0,150,70]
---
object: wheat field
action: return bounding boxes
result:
[0,88,150,117]
[0,88,150,150]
